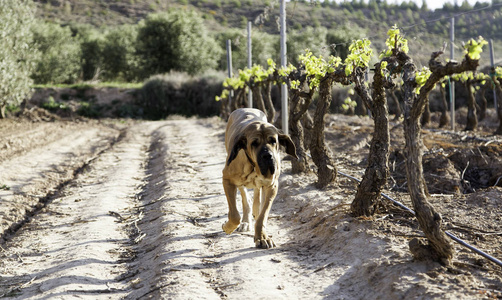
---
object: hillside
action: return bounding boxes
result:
[33,0,502,68]
[34,1,502,38]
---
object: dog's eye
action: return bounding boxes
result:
[269,137,277,145]
[251,140,260,147]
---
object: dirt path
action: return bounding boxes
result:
[0,116,501,299]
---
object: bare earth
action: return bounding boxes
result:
[0,110,501,299]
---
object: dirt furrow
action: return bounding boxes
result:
[0,122,121,241]
[0,122,160,298]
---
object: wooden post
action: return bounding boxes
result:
[450,17,455,131]
[280,0,288,135]
[247,21,253,108]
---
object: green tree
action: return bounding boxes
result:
[136,10,222,78]
[78,27,106,81]
[421,0,428,10]
[0,0,38,118]
[101,24,139,82]
[31,22,81,84]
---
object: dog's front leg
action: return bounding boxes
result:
[252,188,261,220]
[222,179,240,234]
[254,184,278,248]
[236,187,252,232]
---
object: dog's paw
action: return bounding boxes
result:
[236,222,251,232]
[255,233,276,249]
[222,221,239,235]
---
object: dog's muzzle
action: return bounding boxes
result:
[258,147,276,177]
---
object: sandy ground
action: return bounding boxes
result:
[0,111,501,299]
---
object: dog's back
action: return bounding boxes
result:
[225,108,267,153]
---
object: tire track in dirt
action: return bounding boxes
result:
[0,122,161,298]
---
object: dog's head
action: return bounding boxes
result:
[227,122,297,178]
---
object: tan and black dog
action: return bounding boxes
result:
[222,108,297,248]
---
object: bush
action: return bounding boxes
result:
[0,0,38,117]
[138,71,225,119]
[31,22,81,84]
[136,10,222,78]
[41,96,69,112]
[77,101,104,118]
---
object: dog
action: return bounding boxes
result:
[222,108,297,248]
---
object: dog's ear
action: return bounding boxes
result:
[227,135,247,166]
[278,134,298,159]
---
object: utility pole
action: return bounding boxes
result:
[226,39,233,107]
[280,0,288,135]
[450,17,455,131]
[489,39,497,111]
[247,21,253,108]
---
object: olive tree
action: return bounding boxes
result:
[101,24,139,82]
[0,0,38,118]
[31,22,81,84]
[136,10,222,78]
[78,27,106,81]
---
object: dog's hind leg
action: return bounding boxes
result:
[222,179,240,234]
[236,187,252,232]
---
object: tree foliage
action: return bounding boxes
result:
[136,10,222,78]
[101,24,140,82]
[77,27,106,81]
[31,22,81,84]
[0,0,38,117]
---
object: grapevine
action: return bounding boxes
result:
[464,37,487,60]
[380,24,408,58]
[414,66,431,94]
[344,39,372,76]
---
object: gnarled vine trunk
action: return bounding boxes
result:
[389,88,402,120]
[478,85,488,121]
[351,65,390,216]
[464,81,478,131]
[263,82,276,123]
[252,86,266,118]
[438,85,450,128]
[491,78,502,135]
[310,78,337,188]
[399,50,479,265]
[289,92,312,174]
[0,105,6,119]
[421,101,431,127]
